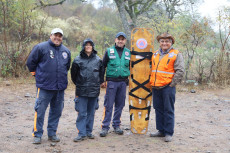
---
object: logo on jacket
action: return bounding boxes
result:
[125,51,129,56]
[50,50,54,58]
[62,52,68,59]
[168,52,175,58]
[110,49,115,56]
[110,49,114,54]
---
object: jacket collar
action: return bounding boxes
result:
[159,46,173,55]
[48,39,62,48]
[80,49,97,58]
[114,44,125,52]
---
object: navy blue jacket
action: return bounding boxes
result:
[27,39,71,90]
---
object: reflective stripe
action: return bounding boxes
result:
[37,88,40,98]
[32,112,37,136]
[33,88,40,136]
[109,56,116,59]
[101,107,106,128]
[76,112,79,133]
[152,70,174,74]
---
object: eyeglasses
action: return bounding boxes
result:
[160,40,171,43]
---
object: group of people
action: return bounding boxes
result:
[26,28,184,144]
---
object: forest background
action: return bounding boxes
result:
[0,0,229,86]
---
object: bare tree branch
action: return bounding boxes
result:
[33,0,66,10]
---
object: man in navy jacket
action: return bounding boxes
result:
[27,28,71,144]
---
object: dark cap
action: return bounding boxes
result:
[116,32,127,39]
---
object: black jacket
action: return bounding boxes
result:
[71,39,103,97]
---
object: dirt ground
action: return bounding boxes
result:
[0,78,230,153]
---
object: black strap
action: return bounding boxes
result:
[129,74,152,100]
[129,92,151,100]
[131,51,152,68]
[129,50,152,100]
[130,75,151,93]
[131,51,153,59]
[131,58,145,68]
[129,105,151,121]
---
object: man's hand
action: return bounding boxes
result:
[30,72,36,77]
[100,82,106,88]
[169,82,176,87]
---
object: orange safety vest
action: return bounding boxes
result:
[150,49,179,87]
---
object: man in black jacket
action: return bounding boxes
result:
[27,28,71,144]
[71,38,103,142]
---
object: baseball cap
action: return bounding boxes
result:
[51,28,63,36]
[116,32,127,39]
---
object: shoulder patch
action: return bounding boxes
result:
[168,52,175,58]
[62,52,68,59]
[110,49,114,54]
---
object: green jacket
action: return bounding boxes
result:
[106,46,130,78]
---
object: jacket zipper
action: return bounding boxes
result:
[154,59,161,87]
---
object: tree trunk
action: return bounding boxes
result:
[114,0,131,49]
[1,1,8,53]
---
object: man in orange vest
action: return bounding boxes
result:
[149,33,184,142]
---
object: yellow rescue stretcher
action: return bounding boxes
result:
[129,28,154,134]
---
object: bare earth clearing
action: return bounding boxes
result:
[0,79,230,153]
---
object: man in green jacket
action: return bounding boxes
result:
[100,32,130,137]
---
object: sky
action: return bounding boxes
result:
[91,0,230,20]
[198,0,230,20]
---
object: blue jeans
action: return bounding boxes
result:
[101,81,126,130]
[152,85,176,136]
[33,88,64,137]
[75,96,97,137]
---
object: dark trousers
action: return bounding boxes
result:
[33,88,64,137]
[75,96,97,137]
[153,85,176,136]
[102,81,126,130]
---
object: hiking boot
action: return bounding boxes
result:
[73,135,86,142]
[100,129,108,137]
[150,131,164,137]
[87,133,95,139]
[33,137,41,144]
[164,135,173,142]
[48,135,60,142]
[114,127,123,135]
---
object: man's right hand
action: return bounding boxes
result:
[31,72,36,77]
[100,82,106,88]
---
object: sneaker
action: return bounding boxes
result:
[73,135,86,142]
[33,137,41,144]
[150,131,165,137]
[114,127,123,135]
[48,135,60,142]
[87,133,95,139]
[99,129,108,137]
[164,135,172,142]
